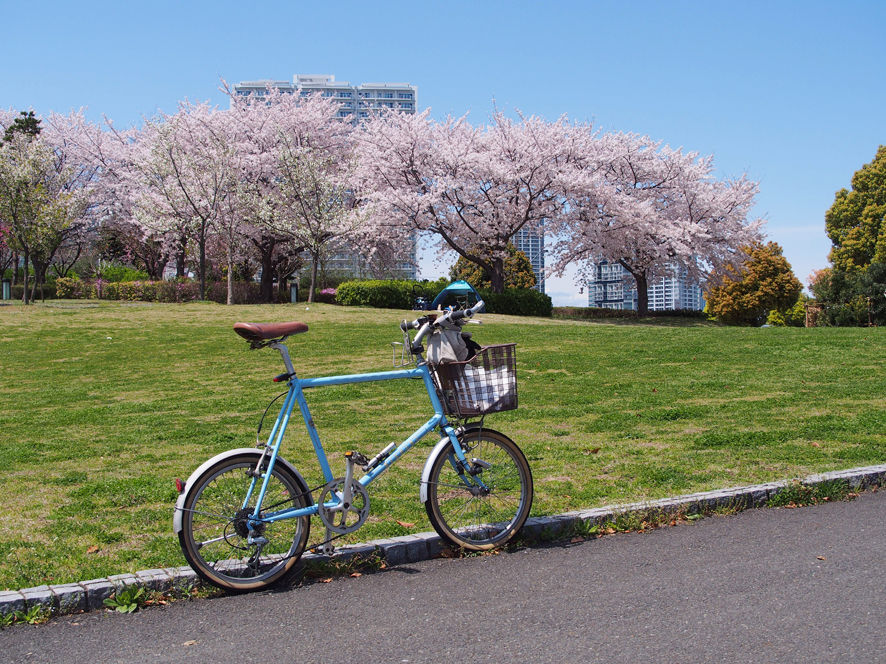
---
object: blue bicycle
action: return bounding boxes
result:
[174,293,533,592]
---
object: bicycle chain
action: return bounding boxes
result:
[235,480,356,562]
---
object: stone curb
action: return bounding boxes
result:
[3,463,885,619]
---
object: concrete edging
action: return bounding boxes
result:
[3,463,885,618]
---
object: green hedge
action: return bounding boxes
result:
[335,280,416,309]
[335,279,552,317]
[335,279,449,309]
[552,306,709,321]
[55,278,288,304]
[6,283,58,301]
[477,288,552,317]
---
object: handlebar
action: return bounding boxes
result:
[401,299,485,354]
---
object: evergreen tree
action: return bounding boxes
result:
[705,242,802,326]
[449,244,536,290]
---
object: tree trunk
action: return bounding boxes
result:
[635,272,649,315]
[617,260,650,315]
[139,239,166,280]
[308,255,319,304]
[22,247,30,305]
[198,227,207,301]
[32,255,49,303]
[226,249,234,305]
[175,247,186,279]
[260,239,276,304]
[489,256,506,294]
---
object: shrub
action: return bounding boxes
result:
[335,280,417,309]
[99,264,151,283]
[553,307,708,321]
[8,283,58,301]
[53,278,280,304]
[478,288,552,317]
[315,288,337,304]
[335,279,552,316]
[55,277,84,299]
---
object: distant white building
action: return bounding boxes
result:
[586,260,704,311]
[511,226,545,294]
[647,265,705,311]
[233,74,417,122]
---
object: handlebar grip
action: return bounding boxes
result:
[401,314,437,331]
[433,300,484,327]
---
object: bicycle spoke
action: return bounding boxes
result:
[425,432,532,550]
[179,456,310,591]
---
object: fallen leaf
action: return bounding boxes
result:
[182,641,197,647]
[582,448,601,455]
[652,388,657,393]
[320,578,332,583]
[811,442,821,448]
[396,520,415,529]
[350,572,362,578]
[817,556,827,561]
[86,546,100,554]
[570,537,584,543]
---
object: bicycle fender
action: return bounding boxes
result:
[419,427,513,503]
[420,436,456,503]
[173,448,311,534]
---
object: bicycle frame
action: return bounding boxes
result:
[245,343,469,528]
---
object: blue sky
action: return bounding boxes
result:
[2,0,883,305]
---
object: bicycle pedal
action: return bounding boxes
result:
[345,451,369,467]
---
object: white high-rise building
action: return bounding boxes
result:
[586,260,705,311]
[233,74,417,122]
[647,266,705,311]
[586,261,635,310]
[511,227,545,293]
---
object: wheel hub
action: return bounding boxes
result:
[233,507,265,539]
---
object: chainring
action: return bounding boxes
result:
[318,478,370,535]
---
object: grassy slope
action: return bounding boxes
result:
[0,301,884,589]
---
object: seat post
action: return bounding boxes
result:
[269,340,296,376]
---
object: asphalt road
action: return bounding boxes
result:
[3,489,885,663]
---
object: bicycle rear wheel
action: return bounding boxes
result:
[424,429,533,550]
[178,453,311,592]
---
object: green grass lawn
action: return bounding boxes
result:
[1,300,884,590]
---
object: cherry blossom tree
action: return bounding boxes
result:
[358,110,589,293]
[43,111,166,278]
[226,86,382,302]
[127,102,233,300]
[551,133,763,313]
[222,86,317,302]
[0,111,93,303]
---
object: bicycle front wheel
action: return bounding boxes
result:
[178,454,311,592]
[424,429,533,551]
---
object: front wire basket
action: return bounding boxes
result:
[431,343,517,417]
